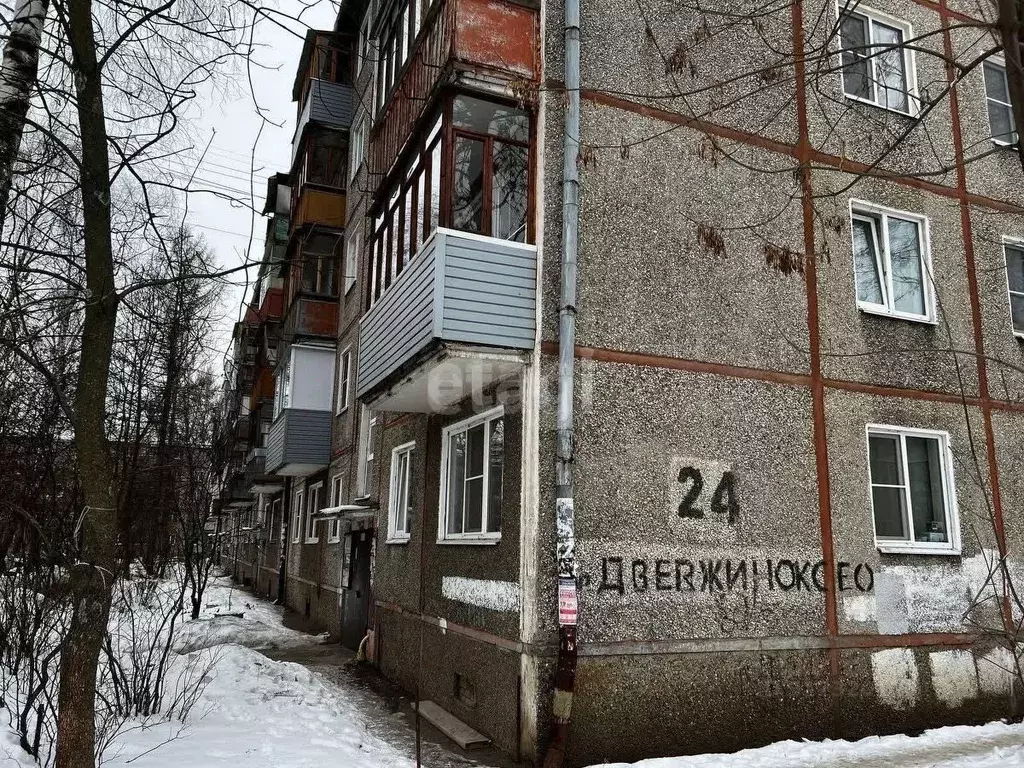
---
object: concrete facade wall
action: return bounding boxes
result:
[370,394,527,754]
[532,0,1024,763]
[238,0,1024,764]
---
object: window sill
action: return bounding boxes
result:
[877,543,961,556]
[385,537,411,545]
[336,405,349,417]
[844,93,918,120]
[437,537,501,546]
[304,539,319,545]
[328,537,341,544]
[858,304,936,326]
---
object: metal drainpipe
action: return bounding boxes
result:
[544,0,581,762]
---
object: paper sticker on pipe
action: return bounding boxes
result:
[558,577,578,625]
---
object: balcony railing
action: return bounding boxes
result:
[265,408,331,476]
[356,228,536,411]
[282,294,339,340]
[291,186,346,232]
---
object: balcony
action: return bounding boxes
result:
[245,447,283,494]
[220,473,252,510]
[265,408,332,476]
[291,186,346,232]
[371,0,539,178]
[356,228,536,412]
[282,294,339,340]
[292,78,354,165]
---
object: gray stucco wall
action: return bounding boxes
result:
[531,0,1024,761]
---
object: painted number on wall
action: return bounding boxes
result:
[677,467,739,525]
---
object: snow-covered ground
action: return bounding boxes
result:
[6,575,1024,767]
[592,722,1024,767]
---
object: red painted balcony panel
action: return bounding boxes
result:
[452,0,537,78]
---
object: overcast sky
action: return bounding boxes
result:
[175,0,340,366]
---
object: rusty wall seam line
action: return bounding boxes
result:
[938,0,1014,636]
[789,0,841,689]
[537,342,1024,413]
[577,90,1024,215]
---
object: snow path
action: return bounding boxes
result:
[104,577,416,768]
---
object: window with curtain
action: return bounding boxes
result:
[867,426,957,553]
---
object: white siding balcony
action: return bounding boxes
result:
[356,229,537,413]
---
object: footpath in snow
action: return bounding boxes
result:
[6,574,1024,767]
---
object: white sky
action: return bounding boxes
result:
[175,0,341,365]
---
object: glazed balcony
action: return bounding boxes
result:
[265,344,336,476]
[292,78,355,165]
[265,408,332,476]
[371,0,539,177]
[356,228,536,412]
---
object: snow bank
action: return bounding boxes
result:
[589,720,1024,768]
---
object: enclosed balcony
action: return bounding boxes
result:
[265,344,336,476]
[291,31,354,163]
[356,228,536,412]
[282,232,343,340]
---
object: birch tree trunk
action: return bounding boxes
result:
[55,0,119,765]
[0,0,49,228]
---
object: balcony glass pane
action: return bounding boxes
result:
[453,136,485,234]
[487,418,504,533]
[493,142,528,242]
[453,96,529,141]
[447,431,466,534]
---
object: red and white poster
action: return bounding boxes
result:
[558,578,577,626]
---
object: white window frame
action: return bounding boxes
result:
[291,489,303,544]
[836,2,919,117]
[865,424,960,556]
[349,118,366,181]
[983,58,1017,147]
[268,498,280,542]
[328,474,344,542]
[357,8,372,76]
[849,199,934,323]
[356,407,377,497]
[437,405,504,544]
[336,347,351,414]
[387,441,415,543]
[305,481,322,543]
[1003,236,1024,339]
[345,225,361,296]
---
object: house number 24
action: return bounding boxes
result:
[677,467,740,525]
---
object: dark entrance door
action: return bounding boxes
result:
[341,529,372,651]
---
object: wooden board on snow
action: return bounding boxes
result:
[413,700,491,749]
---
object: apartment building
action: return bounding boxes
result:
[211,0,1024,764]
